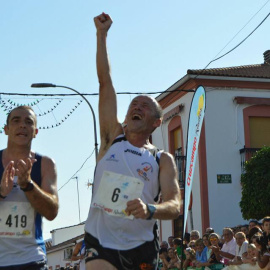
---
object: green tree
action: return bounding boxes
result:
[240,146,270,220]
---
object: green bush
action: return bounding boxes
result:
[239,146,270,220]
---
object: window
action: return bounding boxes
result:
[249,117,270,147]
[64,248,73,260]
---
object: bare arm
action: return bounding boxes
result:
[257,252,270,269]
[94,13,122,160]
[126,152,181,220]
[71,241,83,261]
[17,156,58,221]
[153,152,181,219]
[219,250,235,260]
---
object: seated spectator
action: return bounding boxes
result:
[248,226,263,243]
[209,233,223,249]
[168,236,175,248]
[226,232,248,266]
[252,234,270,270]
[240,225,249,237]
[211,228,236,265]
[190,230,200,241]
[161,240,169,249]
[166,248,181,269]
[196,234,214,269]
[225,237,269,270]
[241,244,257,266]
[173,238,186,260]
[159,247,171,270]
[188,240,196,250]
[195,238,207,265]
[261,216,270,247]
[204,233,224,269]
[183,248,196,270]
[202,233,212,260]
[249,220,259,231]
[221,243,257,270]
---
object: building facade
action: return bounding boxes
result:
[152,50,270,240]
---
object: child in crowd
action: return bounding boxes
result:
[166,248,181,269]
[183,248,197,269]
[173,238,186,260]
[159,248,171,270]
[252,234,270,270]
[188,240,196,250]
[241,243,257,266]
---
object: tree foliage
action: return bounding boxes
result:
[240,146,270,220]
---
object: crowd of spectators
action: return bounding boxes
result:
[158,216,270,270]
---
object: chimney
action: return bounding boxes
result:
[264,50,270,65]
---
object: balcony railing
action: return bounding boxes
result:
[239,147,261,173]
[175,148,186,188]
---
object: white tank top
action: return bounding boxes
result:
[85,135,161,250]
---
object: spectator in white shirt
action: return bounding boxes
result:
[212,228,237,264]
[227,232,248,266]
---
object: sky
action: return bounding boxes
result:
[1,0,270,240]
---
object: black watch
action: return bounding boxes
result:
[146,204,156,220]
[20,180,34,192]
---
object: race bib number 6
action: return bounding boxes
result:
[91,171,144,219]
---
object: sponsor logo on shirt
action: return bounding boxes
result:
[137,162,153,181]
[124,149,142,156]
[106,154,119,162]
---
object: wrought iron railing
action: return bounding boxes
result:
[175,148,186,188]
[239,147,261,173]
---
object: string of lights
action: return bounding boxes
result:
[36,99,63,117]
[0,99,83,133]
[0,88,194,97]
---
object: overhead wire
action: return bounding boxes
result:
[58,149,95,192]
[2,2,270,192]
[202,3,270,71]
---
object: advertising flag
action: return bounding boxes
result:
[183,85,206,234]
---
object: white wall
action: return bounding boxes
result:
[153,86,270,237]
[159,220,173,242]
[204,87,270,234]
[47,248,72,269]
[51,224,84,245]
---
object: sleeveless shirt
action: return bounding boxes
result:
[84,134,161,250]
[0,150,46,266]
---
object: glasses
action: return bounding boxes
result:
[210,237,218,241]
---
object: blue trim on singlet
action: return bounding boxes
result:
[0,150,45,253]
[80,240,85,255]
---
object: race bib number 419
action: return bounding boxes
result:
[0,202,34,238]
[91,171,144,219]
